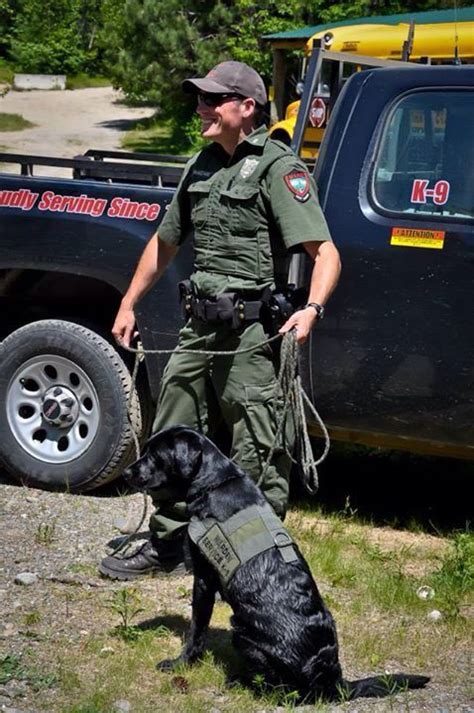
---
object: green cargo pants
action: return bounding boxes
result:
[149,317,293,541]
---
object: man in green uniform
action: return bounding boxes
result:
[99,61,341,580]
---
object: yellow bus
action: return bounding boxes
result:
[318,20,474,62]
[269,14,474,158]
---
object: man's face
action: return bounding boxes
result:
[196,93,255,149]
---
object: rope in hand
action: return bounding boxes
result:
[258,330,330,495]
[123,330,331,489]
[111,330,329,554]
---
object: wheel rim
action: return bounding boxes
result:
[6,354,101,464]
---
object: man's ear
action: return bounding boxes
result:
[241,96,256,121]
[173,432,203,480]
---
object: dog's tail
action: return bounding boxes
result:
[344,673,430,699]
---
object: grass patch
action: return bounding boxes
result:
[0,59,14,84]
[122,116,194,157]
[35,518,58,546]
[5,508,473,712]
[67,562,97,576]
[429,531,473,618]
[65,74,111,90]
[286,508,473,675]
[0,652,57,691]
[0,112,35,132]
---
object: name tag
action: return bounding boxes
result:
[198,524,241,582]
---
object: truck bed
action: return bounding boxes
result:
[0,149,187,186]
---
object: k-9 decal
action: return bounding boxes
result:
[410,179,450,206]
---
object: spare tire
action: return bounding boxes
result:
[0,319,146,491]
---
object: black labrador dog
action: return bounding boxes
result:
[124,425,429,702]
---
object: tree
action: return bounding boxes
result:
[305,0,474,23]
[8,0,118,74]
[105,0,238,103]
[103,0,237,142]
[10,0,84,73]
[226,0,308,81]
[0,0,19,57]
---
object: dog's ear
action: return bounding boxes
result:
[173,431,203,481]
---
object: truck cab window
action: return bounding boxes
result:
[372,91,474,220]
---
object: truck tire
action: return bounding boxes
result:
[0,320,146,491]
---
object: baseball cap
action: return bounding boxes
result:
[182,61,267,106]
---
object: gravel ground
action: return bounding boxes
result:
[0,476,193,712]
[0,85,155,176]
[0,473,472,713]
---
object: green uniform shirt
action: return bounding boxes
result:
[158,125,332,297]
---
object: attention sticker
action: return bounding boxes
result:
[391,227,445,250]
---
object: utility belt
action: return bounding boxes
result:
[178,279,305,332]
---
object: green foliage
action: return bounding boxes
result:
[107,587,145,641]
[68,698,111,713]
[23,610,42,626]
[251,671,303,707]
[430,531,474,617]
[226,0,307,80]
[104,0,231,123]
[0,58,13,83]
[0,654,24,684]
[0,653,57,690]
[0,0,19,55]
[65,74,111,90]
[0,112,35,131]
[10,0,85,73]
[3,0,474,88]
[122,116,197,155]
[35,519,57,545]
[105,0,308,145]
[5,0,121,75]
[305,0,474,23]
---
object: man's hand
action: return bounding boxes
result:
[280,240,340,344]
[112,303,138,348]
[279,307,317,345]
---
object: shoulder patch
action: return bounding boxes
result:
[284,170,311,203]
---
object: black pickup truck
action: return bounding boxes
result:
[1,55,473,491]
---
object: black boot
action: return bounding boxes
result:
[99,536,191,581]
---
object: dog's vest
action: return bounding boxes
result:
[188,503,298,588]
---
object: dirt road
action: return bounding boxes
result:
[0,86,155,174]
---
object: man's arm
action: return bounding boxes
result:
[279,240,341,344]
[112,233,178,347]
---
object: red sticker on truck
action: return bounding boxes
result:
[410,179,450,206]
[0,188,39,211]
[0,188,161,222]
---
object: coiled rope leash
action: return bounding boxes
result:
[111,331,329,554]
[260,331,330,495]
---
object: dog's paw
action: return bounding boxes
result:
[156,657,181,672]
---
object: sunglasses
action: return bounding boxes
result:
[197,92,244,107]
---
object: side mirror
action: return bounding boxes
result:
[296,81,305,97]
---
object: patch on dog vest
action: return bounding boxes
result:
[188,503,298,587]
[196,523,241,582]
